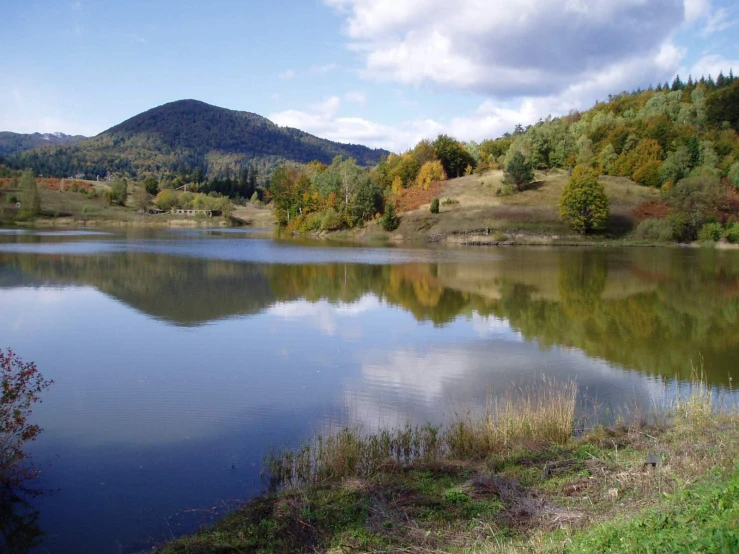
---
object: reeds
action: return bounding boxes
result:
[266,378,578,488]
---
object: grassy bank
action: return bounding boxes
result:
[158,377,738,553]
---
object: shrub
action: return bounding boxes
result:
[559,165,610,234]
[668,212,694,243]
[320,208,343,231]
[429,198,439,214]
[698,222,723,242]
[381,203,399,231]
[442,198,459,205]
[665,175,724,238]
[725,222,739,243]
[729,163,739,189]
[634,218,675,242]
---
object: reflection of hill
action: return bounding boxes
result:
[2,248,738,385]
[0,253,275,326]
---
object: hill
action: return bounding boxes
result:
[0,132,86,157]
[9,100,389,180]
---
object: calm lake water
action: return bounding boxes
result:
[1,228,738,553]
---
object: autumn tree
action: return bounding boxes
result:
[559,165,610,234]
[415,160,447,189]
[504,151,534,190]
[1,349,53,490]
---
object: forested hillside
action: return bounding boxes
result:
[9,100,388,181]
[268,72,739,239]
[0,132,86,157]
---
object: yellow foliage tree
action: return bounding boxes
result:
[391,175,404,194]
[415,160,447,189]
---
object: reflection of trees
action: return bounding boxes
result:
[489,250,739,385]
[0,253,275,326]
[0,486,43,554]
[3,248,739,385]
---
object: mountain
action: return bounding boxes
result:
[9,100,389,180]
[0,131,86,157]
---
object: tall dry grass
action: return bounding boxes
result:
[265,378,579,488]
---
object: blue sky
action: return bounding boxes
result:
[1,0,738,151]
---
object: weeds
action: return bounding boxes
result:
[266,378,577,489]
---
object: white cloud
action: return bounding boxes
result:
[684,0,711,23]
[123,33,148,44]
[271,97,441,151]
[325,0,685,98]
[702,7,739,35]
[311,63,339,74]
[688,54,739,79]
[269,38,682,151]
[268,295,381,335]
[279,69,296,80]
[344,91,367,105]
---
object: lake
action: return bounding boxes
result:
[1,228,738,553]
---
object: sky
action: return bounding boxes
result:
[1,0,738,152]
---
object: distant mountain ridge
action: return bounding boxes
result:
[0,131,86,157]
[9,100,389,180]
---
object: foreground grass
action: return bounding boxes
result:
[158,380,738,554]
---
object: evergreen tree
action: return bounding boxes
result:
[504,151,534,191]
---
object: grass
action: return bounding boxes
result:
[157,374,739,554]
[356,170,661,245]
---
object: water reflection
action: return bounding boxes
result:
[0,488,43,554]
[1,246,739,384]
[1,232,739,553]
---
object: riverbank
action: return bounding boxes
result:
[157,379,739,553]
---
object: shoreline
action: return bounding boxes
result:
[155,381,739,554]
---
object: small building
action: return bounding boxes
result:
[171,209,213,217]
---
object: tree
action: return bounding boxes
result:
[19,170,40,217]
[559,165,610,234]
[1,349,53,490]
[415,160,447,189]
[432,134,474,178]
[381,203,399,231]
[504,151,534,191]
[430,198,439,214]
[109,178,128,206]
[134,187,151,211]
[665,175,725,240]
[143,175,159,196]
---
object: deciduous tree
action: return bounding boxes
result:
[559,165,610,234]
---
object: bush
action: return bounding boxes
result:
[320,208,343,231]
[668,212,694,243]
[698,222,723,242]
[634,218,674,242]
[429,198,439,214]
[665,175,724,239]
[381,203,399,231]
[725,223,739,244]
[729,163,739,189]
[442,198,459,205]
